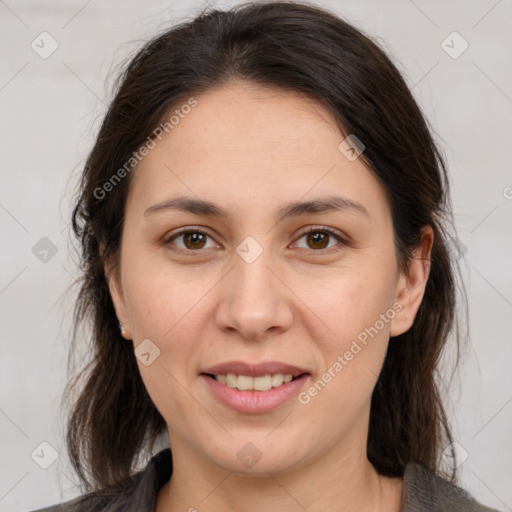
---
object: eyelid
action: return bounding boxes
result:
[163,226,220,249]
[164,225,213,242]
[291,225,349,250]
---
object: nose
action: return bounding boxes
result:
[214,249,294,341]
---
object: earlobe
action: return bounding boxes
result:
[103,255,132,340]
[389,226,434,337]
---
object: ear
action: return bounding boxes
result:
[103,246,132,340]
[389,225,434,337]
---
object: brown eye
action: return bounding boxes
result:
[182,232,207,250]
[294,227,346,252]
[305,231,330,250]
[165,229,218,252]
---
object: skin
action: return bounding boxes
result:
[107,80,433,512]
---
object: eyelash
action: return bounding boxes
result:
[163,225,348,255]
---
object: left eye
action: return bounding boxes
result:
[293,228,345,251]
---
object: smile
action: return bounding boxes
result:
[212,373,295,391]
[200,361,311,413]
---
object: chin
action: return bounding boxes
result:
[204,437,309,476]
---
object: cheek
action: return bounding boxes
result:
[296,266,395,402]
[301,266,396,345]
[120,261,211,421]
[121,253,216,343]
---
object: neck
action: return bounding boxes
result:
[156,437,403,512]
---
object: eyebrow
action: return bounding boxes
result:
[143,195,370,222]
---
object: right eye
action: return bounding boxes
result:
[164,228,221,253]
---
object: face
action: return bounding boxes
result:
[108,80,431,476]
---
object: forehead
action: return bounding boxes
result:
[126,81,389,223]
[173,81,340,159]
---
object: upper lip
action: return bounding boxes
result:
[201,361,310,378]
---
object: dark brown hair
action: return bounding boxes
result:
[67,0,464,492]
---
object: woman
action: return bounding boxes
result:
[33,1,500,511]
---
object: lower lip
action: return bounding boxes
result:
[201,374,310,414]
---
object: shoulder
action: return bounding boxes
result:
[28,491,122,512]
[29,449,173,512]
[402,462,502,512]
[28,476,145,512]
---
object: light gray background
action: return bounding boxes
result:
[1,1,511,511]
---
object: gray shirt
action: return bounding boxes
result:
[32,449,501,511]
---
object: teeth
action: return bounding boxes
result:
[237,375,254,391]
[225,373,238,388]
[215,373,296,391]
[271,374,283,387]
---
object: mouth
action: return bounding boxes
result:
[200,361,311,413]
[202,372,305,391]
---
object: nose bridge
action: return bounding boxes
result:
[215,239,293,339]
[235,249,274,299]
[232,233,276,293]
